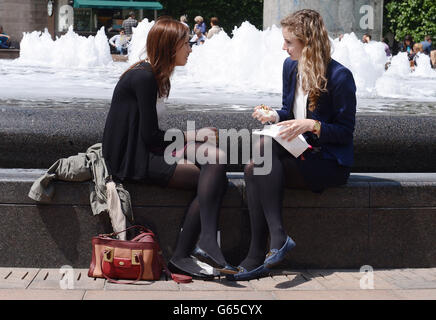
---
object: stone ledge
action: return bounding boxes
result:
[0,170,435,269]
[1,170,435,209]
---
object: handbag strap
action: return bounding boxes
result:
[100,225,155,239]
[155,242,192,284]
[100,250,144,285]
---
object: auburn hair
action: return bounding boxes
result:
[123,17,189,98]
[281,9,331,111]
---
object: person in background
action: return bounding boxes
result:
[411,43,424,69]
[189,27,206,46]
[122,11,138,39]
[382,37,392,57]
[109,28,129,55]
[207,17,223,39]
[421,35,432,56]
[362,33,371,44]
[400,35,415,61]
[0,25,11,49]
[180,15,189,32]
[194,16,207,35]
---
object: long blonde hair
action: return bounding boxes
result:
[281,9,331,111]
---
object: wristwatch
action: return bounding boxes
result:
[312,120,321,136]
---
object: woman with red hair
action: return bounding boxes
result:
[103,17,237,279]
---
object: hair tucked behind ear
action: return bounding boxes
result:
[281,9,331,111]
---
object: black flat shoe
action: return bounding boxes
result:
[168,257,215,280]
[191,246,238,275]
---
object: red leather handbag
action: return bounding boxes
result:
[88,225,192,284]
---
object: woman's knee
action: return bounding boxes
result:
[168,161,200,189]
[244,161,255,180]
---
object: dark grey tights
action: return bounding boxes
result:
[169,142,228,266]
[241,137,308,271]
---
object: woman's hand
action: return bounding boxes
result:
[252,105,276,124]
[277,119,315,142]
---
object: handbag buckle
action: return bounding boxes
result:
[131,250,142,265]
[103,247,114,263]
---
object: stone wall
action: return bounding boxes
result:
[263,0,384,40]
[0,0,49,47]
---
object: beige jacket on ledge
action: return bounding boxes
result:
[28,143,133,240]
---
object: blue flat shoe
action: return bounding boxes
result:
[264,236,296,268]
[225,264,270,281]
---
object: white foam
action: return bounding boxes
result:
[0,20,435,105]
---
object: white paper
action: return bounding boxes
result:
[253,124,310,158]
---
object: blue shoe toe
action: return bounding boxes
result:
[226,264,270,281]
[264,236,296,268]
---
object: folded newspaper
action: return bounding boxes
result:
[252,124,310,158]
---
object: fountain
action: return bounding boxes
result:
[0,20,435,171]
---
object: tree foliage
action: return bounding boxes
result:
[144,0,264,34]
[385,0,436,43]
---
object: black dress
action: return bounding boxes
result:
[102,62,177,186]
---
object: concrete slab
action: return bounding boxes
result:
[392,289,436,300]
[327,290,404,300]
[28,268,104,290]
[83,290,275,300]
[104,274,179,291]
[272,290,335,300]
[274,289,402,300]
[0,289,85,300]
[0,268,40,289]
[179,278,252,291]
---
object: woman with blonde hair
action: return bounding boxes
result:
[194,16,206,34]
[227,9,356,280]
[103,17,237,279]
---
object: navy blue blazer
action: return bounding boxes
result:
[277,58,356,167]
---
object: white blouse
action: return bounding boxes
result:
[273,74,308,122]
[293,75,309,120]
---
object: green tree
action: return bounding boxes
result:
[385,0,436,43]
[143,0,264,34]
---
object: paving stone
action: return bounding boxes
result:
[389,280,436,290]
[83,290,275,300]
[274,289,405,300]
[179,278,252,291]
[248,273,325,291]
[274,289,401,300]
[408,268,436,281]
[0,289,85,300]
[28,268,104,290]
[104,274,179,291]
[328,290,403,300]
[392,289,436,300]
[306,270,352,289]
[0,268,40,289]
[272,290,335,300]
[304,269,395,290]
